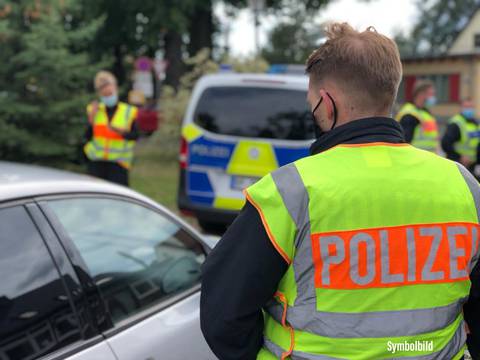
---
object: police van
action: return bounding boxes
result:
[177,72,314,232]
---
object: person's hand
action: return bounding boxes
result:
[87,101,98,125]
[108,124,126,136]
[460,155,473,167]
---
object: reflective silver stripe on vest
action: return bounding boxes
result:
[456,163,480,270]
[90,140,133,154]
[271,163,309,247]
[266,298,467,338]
[263,339,344,360]
[270,164,316,306]
[264,322,465,360]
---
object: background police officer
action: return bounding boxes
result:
[442,98,480,175]
[395,79,439,152]
[84,71,139,186]
[200,22,480,360]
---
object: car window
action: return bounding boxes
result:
[47,198,205,325]
[0,206,81,360]
[193,86,314,140]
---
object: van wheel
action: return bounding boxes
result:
[198,220,226,235]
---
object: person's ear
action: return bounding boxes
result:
[319,89,334,121]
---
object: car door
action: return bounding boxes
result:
[0,203,116,360]
[42,195,216,360]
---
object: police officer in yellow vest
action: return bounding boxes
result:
[395,79,439,153]
[84,71,139,186]
[200,23,480,360]
[441,98,480,176]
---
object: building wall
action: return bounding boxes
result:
[449,11,480,55]
[400,58,477,119]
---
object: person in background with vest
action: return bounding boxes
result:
[442,98,480,176]
[395,79,439,153]
[84,71,139,186]
[200,23,480,360]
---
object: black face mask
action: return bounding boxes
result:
[311,92,338,138]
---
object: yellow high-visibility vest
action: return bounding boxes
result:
[395,103,439,152]
[449,113,480,162]
[246,142,478,360]
[84,102,138,169]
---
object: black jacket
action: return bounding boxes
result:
[200,117,480,360]
[399,113,420,143]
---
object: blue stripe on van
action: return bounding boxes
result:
[188,195,214,206]
[188,137,235,169]
[188,171,214,194]
[274,147,310,167]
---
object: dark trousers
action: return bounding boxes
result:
[87,161,129,186]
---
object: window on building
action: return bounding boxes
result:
[427,74,450,103]
[474,34,480,49]
[398,74,460,104]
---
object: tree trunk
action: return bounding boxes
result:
[187,0,214,58]
[164,30,185,91]
[113,44,125,86]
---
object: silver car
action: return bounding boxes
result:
[0,162,216,360]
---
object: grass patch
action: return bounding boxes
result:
[130,138,179,211]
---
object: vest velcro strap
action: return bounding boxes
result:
[273,292,294,360]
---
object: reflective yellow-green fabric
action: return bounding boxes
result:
[449,114,480,161]
[395,102,439,152]
[245,174,297,264]
[84,102,137,169]
[248,143,476,359]
[314,281,470,312]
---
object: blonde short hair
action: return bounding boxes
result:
[94,70,117,90]
[306,22,402,113]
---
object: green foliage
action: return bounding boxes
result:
[156,49,219,153]
[0,0,109,163]
[262,14,321,63]
[84,0,199,56]
[395,0,480,57]
[261,0,328,64]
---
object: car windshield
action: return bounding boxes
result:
[193,86,314,140]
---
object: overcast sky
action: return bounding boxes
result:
[217,0,419,56]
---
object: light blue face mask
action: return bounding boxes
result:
[101,94,118,107]
[424,96,437,108]
[462,108,475,119]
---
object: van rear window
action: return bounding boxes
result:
[193,86,314,140]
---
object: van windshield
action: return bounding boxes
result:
[193,86,314,140]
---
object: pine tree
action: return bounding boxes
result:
[0,0,109,164]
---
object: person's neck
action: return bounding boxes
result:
[333,111,390,128]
